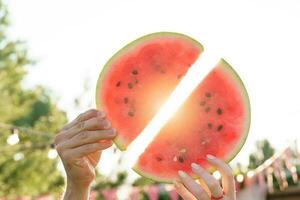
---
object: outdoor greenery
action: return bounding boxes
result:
[248,139,275,170]
[0,0,67,197]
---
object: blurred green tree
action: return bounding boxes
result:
[94,171,128,191]
[248,139,275,170]
[0,0,67,198]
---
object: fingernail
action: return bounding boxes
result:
[178,170,187,178]
[207,154,215,160]
[191,163,201,170]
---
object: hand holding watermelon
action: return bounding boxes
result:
[55,32,249,199]
[54,109,116,199]
[175,155,236,200]
[55,109,236,200]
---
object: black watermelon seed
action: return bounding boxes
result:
[177,74,183,79]
[156,156,163,161]
[124,97,129,104]
[217,125,223,131]
[128,111,134,117]
[160,69,166,74]
[116,81,121,87]
[217,108,222,115]
[205,92,212,98]
[128,83,133,89]
[178,156,185,163]
[205,107,211,113]
[135,79,139,84]
[207,123,212,129]
[132,70,138,75]
[199,101,206,106]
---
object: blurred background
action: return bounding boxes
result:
[0,0,300,199]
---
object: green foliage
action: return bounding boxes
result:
[140,191,150,200]
[94,171,128,190]
[248,139,275,170]
[158,189,170,200]
[0,0,67,197]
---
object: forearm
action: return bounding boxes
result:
[63,182,90,200]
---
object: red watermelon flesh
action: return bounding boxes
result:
[96,33,203,150]
[133,59,250,182]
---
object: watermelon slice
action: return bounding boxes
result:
[133,59,250,182]
[96,32,250,182]
[96,32,203,150]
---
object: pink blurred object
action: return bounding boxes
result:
[102,188,117,200]
[129,187,140,200]
[147,185,160,200]
[36,195,53,200]
[89,191,98,200]
[284,149,298,183]
[237,172,267,200]
[258,172,267,188]
[237,184,267,200]
[235,180,241,193]
[168,189,178,200]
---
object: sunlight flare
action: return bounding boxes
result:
[124,50,221,168]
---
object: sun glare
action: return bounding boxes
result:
[124,50,221,168]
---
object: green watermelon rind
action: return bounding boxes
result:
[95,32,204,151]
[218,59,251,167]
[132,59,251,183]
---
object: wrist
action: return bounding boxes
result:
[64,180,91,200]
[67,179,92,190]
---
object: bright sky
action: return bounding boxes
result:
[7,0,300,179]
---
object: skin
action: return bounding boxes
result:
[175,155,236,200]
[55,109,235,200]
[54,109,116,200]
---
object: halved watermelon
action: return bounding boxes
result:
[96,32,203,150]
[96,32,250,183]
[133,59,250,182]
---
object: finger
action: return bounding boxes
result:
[207,155,235,200]
[65,141,113,159]
[63,129,116,149]
[55,117,110,144]
[191,163,223,198]
[77,116,111,131]
[54,110,105,144]
[178,171,210,200]
[62,109,104,131]
[174,181,197,200]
